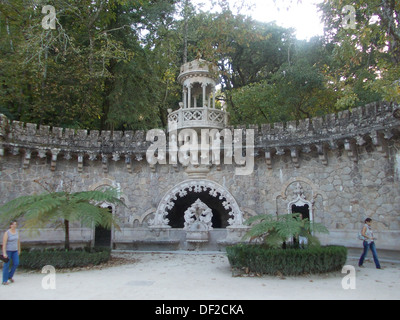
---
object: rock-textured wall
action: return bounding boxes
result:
[0,101,400,250]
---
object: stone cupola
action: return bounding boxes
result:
[168,59,229,132]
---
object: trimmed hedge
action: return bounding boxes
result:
[19,247,111,270]
[226,244,348,276]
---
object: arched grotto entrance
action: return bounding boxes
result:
[150,179,245,229]
[166,189,232,229]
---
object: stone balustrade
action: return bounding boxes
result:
[168,107,229,131]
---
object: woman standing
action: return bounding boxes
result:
[2,221,20,285]
[359,218,381,269]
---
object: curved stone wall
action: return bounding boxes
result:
[0,102,398,173]
[1,101,400,251]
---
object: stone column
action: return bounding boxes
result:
[212,86,216,109]
[183,87,188,109]
[188,84,192,109]
[202,83,207,108]
[194,95,198,108]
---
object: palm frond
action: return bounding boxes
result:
[0,193,63,227]
[0,187,123,249]
[72,203,111,228]
[244,214,274,226]
[264,231,285,249]
[72,188,124,206]
[305,221,329,234]
[243,213,330,249]
[276,218,301,239]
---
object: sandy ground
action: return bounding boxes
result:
[0,251,399,300]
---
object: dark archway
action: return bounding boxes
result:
[152,179,244,229]
[94,206,112,248]
[167,190,232,229]
[291,204,310,221]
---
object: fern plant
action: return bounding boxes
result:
[0,181,124,250]
[243,213,329,249]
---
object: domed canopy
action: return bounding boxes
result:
[177,59,219,85]
[168,59,228,132]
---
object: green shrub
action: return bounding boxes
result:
[19,247,111,270]
[226,244,347,276]
[244,213,329,249]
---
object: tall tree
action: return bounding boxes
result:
[103,0,181,130]
[229,37,339,125]
[182,9,296,122]
[0,0,179,130]
[0,179,123,250]
[319,0,400,105]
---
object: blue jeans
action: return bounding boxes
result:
[2,251,19,283]
[359,241,381,269]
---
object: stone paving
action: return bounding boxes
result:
[1,249,399,300]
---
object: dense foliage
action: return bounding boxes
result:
[0,179,123,250]
[231,211,344,276]
[226,244,348,276]
[243,213,330,249]
[0,0,398,130]
[19,247,111,269]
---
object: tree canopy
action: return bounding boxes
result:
[0,0,398,129]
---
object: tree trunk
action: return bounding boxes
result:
[183,0,189,64]
[5,18,14,52]
[64,219,70,251]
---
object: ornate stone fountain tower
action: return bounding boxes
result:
[167,59,229,132]
[166,59,230,179]
[149,59,247,246]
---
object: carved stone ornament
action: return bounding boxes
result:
[287,183,314,221]
[150,179,244,229]
[184,199,213,230]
